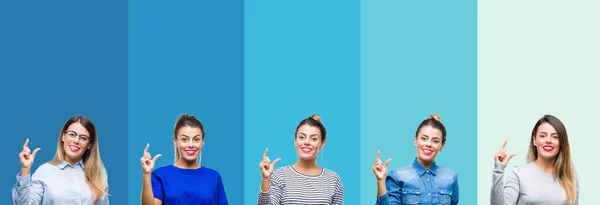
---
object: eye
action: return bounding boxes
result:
[552,135,559,139]
[182,138,188,142]
[539,135,546,138]
[194,138,201,143]
[421,136,427,140]
[433,140,440,143]
[298,136,305,140]
[311,137,318,142]
[81,136,89,141]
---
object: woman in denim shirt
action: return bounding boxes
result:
[373,114,459,205]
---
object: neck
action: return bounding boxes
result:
[534,157,556,173]
[174,159,201,169]
[293,158,321,174]
[417,157,434,169]
[64,156,81,166]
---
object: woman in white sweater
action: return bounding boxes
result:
[491,114,578,205]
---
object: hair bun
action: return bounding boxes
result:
[428,114,441,122]
[310,114,322,123]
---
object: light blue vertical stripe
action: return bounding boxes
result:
[244,0,361,204]
[360,0,477,204]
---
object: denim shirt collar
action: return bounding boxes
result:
[412,158,438,176]
[58,160,84,170]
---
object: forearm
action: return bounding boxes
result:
[141,174,155,205]
[377,180,386,196]
[260,178,270,193]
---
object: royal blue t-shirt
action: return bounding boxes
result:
[151,165,228,205]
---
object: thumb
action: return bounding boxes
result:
[384,158,392,168]
[152,154,162,163]
[31,148,41,159]
[271,158,281,168]
[505,153,517,163]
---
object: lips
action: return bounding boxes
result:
[422,149,433,155]
[69,145,80,152]
[184,150,197,155]
[301,147,313,153]
[542,146,555,152]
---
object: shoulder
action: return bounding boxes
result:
[322,168,341,179]
[388,165,416,179]
[199,166,222,178]
[152,165,175,177]
[437,166,458,177]
[30,163,57,181]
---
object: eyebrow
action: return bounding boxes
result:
[298,132,319,137]
[539,132,558,135]
[421,134,440,139]
[180,134,202,138]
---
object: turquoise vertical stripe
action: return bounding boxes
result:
[128,0,244,204]
[360,0,477,204]
[244,0,360,204]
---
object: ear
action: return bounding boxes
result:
[439,143,445,152]
[414,137,417,146]
[320,141,326,150]
[200,137,205,148]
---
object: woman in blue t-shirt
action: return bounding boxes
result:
[140,114,228,205]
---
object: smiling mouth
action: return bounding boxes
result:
[301,147,313,153]
[184,150,196,155]
[69,145,80,152]
[542,146,554,152]
[422,149,433,155]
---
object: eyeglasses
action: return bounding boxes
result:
[64,130,91,143]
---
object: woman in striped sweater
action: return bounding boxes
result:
[258,114,344,205]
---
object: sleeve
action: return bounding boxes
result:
[376,171,403,205]
[332,174,344,205]
[216,173,229,205]
[151,171,164,202]
[451,174,459,205]
[491,163,520,205]
[257,171,283,205]
[574,177,579,205]
[12,168,46,205]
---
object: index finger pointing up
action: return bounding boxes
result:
[23,138,29,149]
[376,150,381,159]
[500,140,508,151]
[144,143,150,154]
[263,147,269,158]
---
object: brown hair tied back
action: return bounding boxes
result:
[296,114,327,142]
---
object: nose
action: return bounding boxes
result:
[426,139,432,147]
[546,137,552,143]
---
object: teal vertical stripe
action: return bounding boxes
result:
[244,0,360,204]
[360,0,477,204]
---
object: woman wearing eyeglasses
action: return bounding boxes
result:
[258,114,344,205]
[140,114,228,205]
[373,114,459,205]
[491,114,578,205]
[12,114,109,205]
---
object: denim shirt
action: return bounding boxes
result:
[376,159,459,205]
[12,161,109,205]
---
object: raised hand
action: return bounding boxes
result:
[140,143,161,174]
[259,148,280,179]
[373,150,392,181]
[494,140,516,166]
[19,138,41,175]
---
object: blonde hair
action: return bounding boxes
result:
[526,115,577,205]
[49,115,107,202]
[173,114,204,163]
